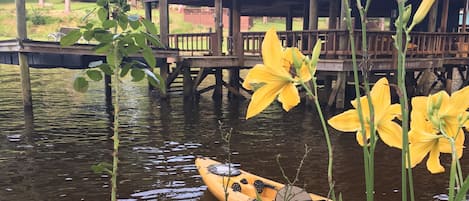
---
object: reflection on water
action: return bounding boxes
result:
[0,64,466,201]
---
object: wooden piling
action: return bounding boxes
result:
[229,0,241,99]
[427,0,439,32]
[212,0,223,100]
[183,63,193,98]
[16,0,33,111]
[309,0,318,30]
[159,0,169,98]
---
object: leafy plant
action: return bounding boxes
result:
[60,0,165,200]
[28,8,47,25]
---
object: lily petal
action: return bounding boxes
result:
[262,28,282,68]
[427,146,445,174]
[409,137,434,168]
[277,83,300,112]
[246,83,284,119]
[378,121,403,148]
[370,78,391,116]
[328,109,362,132]
[447,86,469,116]
[242,64,288,90]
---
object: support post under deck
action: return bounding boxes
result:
[229,0,241,99]
[16,0,33,112]
[159,0,169,98]
[213,0,223,100]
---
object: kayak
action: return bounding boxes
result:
[195,157,329,201]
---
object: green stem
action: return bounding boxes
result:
[111,20,120,201]
[111,45,120,201]
[301,80,336,200]
[396,1,414,201]
[343,0,374,200]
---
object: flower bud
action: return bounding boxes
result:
[411,0,436,28]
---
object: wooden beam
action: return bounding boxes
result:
[212,68,223,99]
[328,0,339,29]
[159,0,169,47]
[427,0,439,32]
[183,64,194,97]
[303,0,310,30]
[214,0,223,55]
[286,6,293,31]
[144,2,152,21]
[16,0,32,110]
[440,0,449,32]
[463,0,468,32]
[309,0,318,30]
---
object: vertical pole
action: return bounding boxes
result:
[64,0,71,14]
[303,0,310,30]
[159,0,169,98]
[427,0,439,32]
[214,0,223,55]
[286,7,293,31]
[229,0,241,99]
[328,0,339,29]
[286,6,293,46]
[16,0,33,111]
[183,63,193,98]
[144,1,152,21]
[213,0,223,99]
[309,0,318,30]
[462,0,468,32]
[446,66,454,94]
[440,0,449,32]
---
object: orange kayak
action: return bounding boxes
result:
[195,157,329,201]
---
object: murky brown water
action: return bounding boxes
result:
[0,64,466,201]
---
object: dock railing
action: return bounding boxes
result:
[168,30,469,59]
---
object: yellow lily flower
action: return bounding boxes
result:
[242,28,312,119]
[412,86,469,138]
[408,95,465,174]
[328,77,402,147]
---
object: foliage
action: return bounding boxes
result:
[60,0,165,200]
[28,8,47,25]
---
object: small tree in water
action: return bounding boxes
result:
[60,0,165,200]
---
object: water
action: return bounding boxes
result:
[0,64,466,201]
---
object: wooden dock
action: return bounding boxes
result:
[2,29,469,109]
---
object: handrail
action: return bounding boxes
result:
[168,32,216,55]
[239,30,469,59]
[168,30,469,59]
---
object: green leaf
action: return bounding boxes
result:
[97,8,108,22]
[117,14,129,30]
[96,0,107,7]
[86,70,103,81]
[60,29,82,46]
[107,50,116,67]
[79,23,94,30]
[125,43,140,55]
[141,19,158,35]
[130,68,145,82]
[103,20,117,29]
[129,20,139,30]
[91,162,112,174]
[142,47,156,67]
[83,30,94,41]
[455,176,469,201]
[73,77,89,93]
[142,32,162,47]
[120,62,132,77]
[94,32,113,43]
[93,43,112,54]
[133,34,146,48]
[98,63,113,75]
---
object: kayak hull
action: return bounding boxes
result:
[195,157,328,201]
